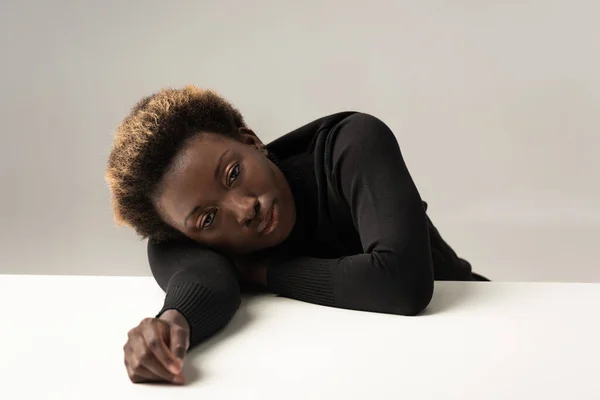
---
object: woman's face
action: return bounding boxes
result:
[154,129,296,255]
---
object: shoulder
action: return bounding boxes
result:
[268,111,399,173]
[326,112,399,162]
[311,112,401,193]
[267,111,361,158]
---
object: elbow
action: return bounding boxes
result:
[390,283,433,316]
[365,256,434,316]
[370,278,433,316]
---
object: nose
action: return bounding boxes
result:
[225,193,259,227]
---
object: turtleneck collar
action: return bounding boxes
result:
[267,150,317,247]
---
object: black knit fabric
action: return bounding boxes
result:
[148,112,481,348]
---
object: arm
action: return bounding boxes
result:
[148,238,242,348]
[267,113,434,315]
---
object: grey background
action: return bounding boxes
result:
[1,0,598,281]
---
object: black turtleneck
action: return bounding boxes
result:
[148,112,479,348]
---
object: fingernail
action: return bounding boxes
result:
[173,374,185,384]
[170,360,182,374]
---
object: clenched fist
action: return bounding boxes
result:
[123,310,190,384]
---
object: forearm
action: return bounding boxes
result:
[265,113,435,315]
[267,251,432,315]
[156,269,241,347]
[148,239,242,347]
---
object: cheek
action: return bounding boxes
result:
[243,158,273,188]
[259,158,279,188]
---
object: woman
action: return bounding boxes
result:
[106,85,487,385]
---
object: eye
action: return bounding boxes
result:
[227,163,241,186]
[200,210,217,229]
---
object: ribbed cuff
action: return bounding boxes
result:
[157,281,240,347]
[267,257,336,307]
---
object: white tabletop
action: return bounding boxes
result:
[0,275,598,399]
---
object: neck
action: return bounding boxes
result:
[267,151,316,246]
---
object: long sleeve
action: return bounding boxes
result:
[148,238,241,347]
[267,113,434,315]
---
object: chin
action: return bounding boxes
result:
[271,220,293,248]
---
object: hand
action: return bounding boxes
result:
[123,310,190,384]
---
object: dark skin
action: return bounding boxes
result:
[123,310,190,384]
[123,128,297,384]
[156,128,296,255]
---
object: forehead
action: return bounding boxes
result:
[171,133,233,173]
[157,133,237,223]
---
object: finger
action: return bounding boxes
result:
[130,364,185,385]
[142,321,180,375]
[131,364,185,385]
[130,334,179,383]
[169,325,190,363]
[127,362,162,383]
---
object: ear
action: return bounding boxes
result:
[238,127,268,156]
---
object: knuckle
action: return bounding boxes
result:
[173,326,189,338]
[125,353,134,366]
[138,350,152,364]
[125,364,137,381]
[148,338,161,350]
[156,319,169,330]
[129,356,141,370]
[171,326,183,335]
[172,344,186,354]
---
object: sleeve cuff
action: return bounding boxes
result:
[267,257,336,307]
[157,281,240,347]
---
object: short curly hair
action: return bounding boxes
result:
[106,85,247,242]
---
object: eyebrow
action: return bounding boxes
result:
[183,206,200,228]
[214,149,231,180]
[183,149,231,228]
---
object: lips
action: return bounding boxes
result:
[258,203,278,235]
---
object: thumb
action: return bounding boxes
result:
[169,324,190,364]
